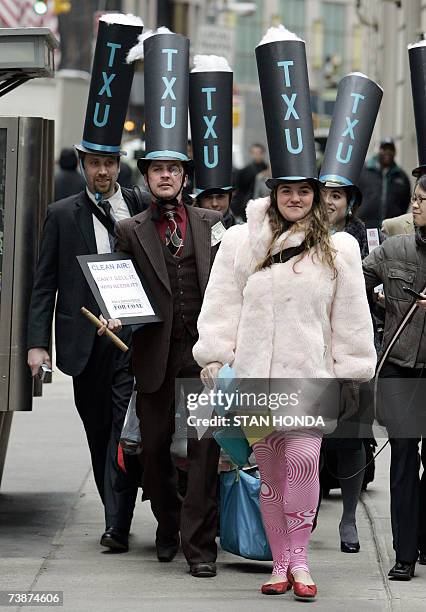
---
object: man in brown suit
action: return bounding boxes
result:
[115,156,223,578]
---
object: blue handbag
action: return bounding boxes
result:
[213,365,252,467]
[220,468,272,561]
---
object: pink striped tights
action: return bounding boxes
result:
[253,431,322,577]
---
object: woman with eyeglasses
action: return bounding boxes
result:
[363,173,426,581]
[193,176,376,601]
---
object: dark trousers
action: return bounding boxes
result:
[380,363,426,562]
[137,331,220,564]
[389,437,426,562]
[73,333,139,532]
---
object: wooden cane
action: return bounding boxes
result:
[80,307,129,353]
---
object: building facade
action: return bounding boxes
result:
[1,0,425,173]
[358,0,426,176]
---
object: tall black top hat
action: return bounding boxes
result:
[137,32,190,174]
[320,72,382,195]
[189,56,233,197]
[75,14,143,156]
[408,41,426,177]
[255,27,317,189]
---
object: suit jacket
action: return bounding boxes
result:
[381,212,414,237]
[27,188,143,377]
[115,205,222,393]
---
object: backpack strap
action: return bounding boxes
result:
[122,184,150,213]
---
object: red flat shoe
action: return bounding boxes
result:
[287,570,317,601]
[261,580,292,595]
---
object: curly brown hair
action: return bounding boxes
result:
[256,182,337,276]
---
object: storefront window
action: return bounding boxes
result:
[278,0,305,38]
[234,0,264,86]
[322,1,346,81]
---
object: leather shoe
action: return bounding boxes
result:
[261,580,291,595]
[388,561,415,580]
[287,570,317,601]
[341,541,360,553]
[418,552,426,565]
[156,536,180,562]
[189,562,217,578]
[100,527,129,552]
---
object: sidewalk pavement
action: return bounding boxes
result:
[0,370,425,611]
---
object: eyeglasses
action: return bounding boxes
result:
[411,194,426,205]
[150,164,183,177]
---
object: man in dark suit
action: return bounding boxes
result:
[115,156,223,577]
[27,149,144,552]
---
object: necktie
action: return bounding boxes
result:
[164,210,184,257]
[98,200,116,251]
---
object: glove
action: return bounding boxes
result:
[339,380,360,421]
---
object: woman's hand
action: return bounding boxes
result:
[416,298,426,311]
[97,315,122,336]
[200,361,223,390]
[377,291,385,306]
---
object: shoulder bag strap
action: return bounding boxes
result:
[270,241,307,265]
[84,193,115,237]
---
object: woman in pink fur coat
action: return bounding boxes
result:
[193,179,376,601]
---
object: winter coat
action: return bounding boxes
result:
[193,197,377,438]
[54,168,85,201]
[344,215,369,259]
[231,161,268,220]
[363,228,426,368]
[357,156,411,228]
[222,209,237,229]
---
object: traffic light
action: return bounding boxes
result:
[54,0,72,14]
[33,1,48,15]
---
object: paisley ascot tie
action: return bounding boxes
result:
[164,209,184,257]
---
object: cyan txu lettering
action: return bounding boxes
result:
[162,48,178,72]
[277,60,294,87]
[160,106,176,129]
[203,144,218,169]
[203,115,217,139]
[98,72,116,98]
[106,42,121,68]
[161,76,177,100]
[342,117,359,140]
[282,93,299,121]
[350,92,365,114]
[284,127,303,155]
[93,102,110,128]
[201,87,216,111]
[336,142,353,164]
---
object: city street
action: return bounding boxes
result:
[0,370,425,612]
[1,3,426,612]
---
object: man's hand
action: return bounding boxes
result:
[97,315,122,336]
[200,362,223,390]
[27,348,51,378]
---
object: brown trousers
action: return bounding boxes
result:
[136,331,220,564]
